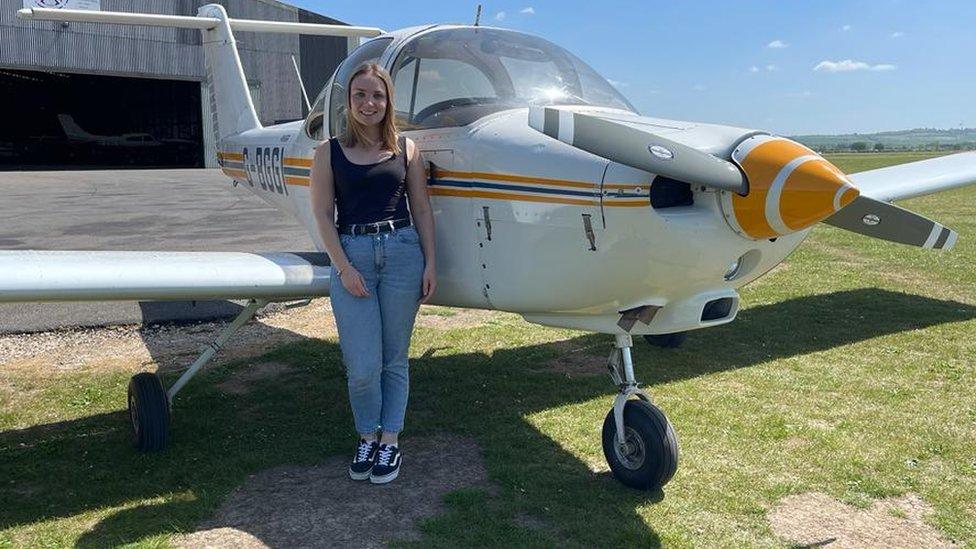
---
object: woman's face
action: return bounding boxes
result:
[349,73,388,128]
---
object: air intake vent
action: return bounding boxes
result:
[701,297,735,321]
[650,176,693,209]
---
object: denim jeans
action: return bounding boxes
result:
[330,225,425,435]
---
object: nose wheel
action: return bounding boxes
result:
[601,334,679,491]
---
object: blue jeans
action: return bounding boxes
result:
[330,225,424,435]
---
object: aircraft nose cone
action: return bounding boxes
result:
[725,135,860,239]
[777,153,859,231]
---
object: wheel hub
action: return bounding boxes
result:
[614,426,646,470]
[128,392,139,436]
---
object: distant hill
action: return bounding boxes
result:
[790,128,976,152]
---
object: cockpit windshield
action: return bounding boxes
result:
[391,27,635,130]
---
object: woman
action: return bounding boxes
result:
[309,63,436,484]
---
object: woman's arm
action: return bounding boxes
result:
[310,141,369,297]
[404,138,437,303]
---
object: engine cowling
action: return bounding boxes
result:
[721,135,859,239]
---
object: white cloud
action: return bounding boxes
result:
[891,31,904,38]
[786,90,813,98]
[749,65,760,73]
[813,59,897,72]
[765,64,779,72]
[842,24,851,31]
[767,39,789,48]
[495,11,506,21]
[520,7,535,14]
[692,84,706,91]
[607,79,629,88]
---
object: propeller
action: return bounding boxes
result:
[528,107,748,194]
[824,195,957,250]
[528,107,958,251]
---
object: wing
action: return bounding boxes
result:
[848,151,976,202]
[0,251,330,303]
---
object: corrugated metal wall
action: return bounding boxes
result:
[0,0,346,128]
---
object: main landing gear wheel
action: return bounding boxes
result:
[123,299,266,453]
[127,372,170,452]
[601,400,679,491]
[642,331,687,348]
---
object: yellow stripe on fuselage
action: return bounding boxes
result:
[218,152,244,162]
[223,156,649,207]
[436,169,643,191]
[221,167,247,178]
[429,187,649,207]
[284,157,313,168]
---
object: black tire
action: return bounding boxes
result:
[601,400,679,491]
[127,372,171,452]
[642,332,688,348]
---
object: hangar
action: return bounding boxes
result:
[0,0,349,170]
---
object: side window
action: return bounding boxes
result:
[328,38,392,139]
[303,38,391,140]
[392,57,497,129]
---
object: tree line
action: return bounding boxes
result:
[809,141,976,153]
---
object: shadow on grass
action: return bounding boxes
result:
[0,288,973,546]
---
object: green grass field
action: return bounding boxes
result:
[2,151,975,547]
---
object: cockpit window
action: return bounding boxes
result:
[303,37,392,140]
[391,27,635,130]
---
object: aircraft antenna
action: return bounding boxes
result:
[291,55,312,111]
[474,4,482,26]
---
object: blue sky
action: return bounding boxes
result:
[292,1,975,135]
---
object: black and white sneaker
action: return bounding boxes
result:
[369,443,401,484]
[349,438,379,480]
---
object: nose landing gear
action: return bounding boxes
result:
[601,334,679,491]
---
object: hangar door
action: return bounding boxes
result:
[0,69,203,170]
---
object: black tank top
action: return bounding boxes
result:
[331,137,410,228]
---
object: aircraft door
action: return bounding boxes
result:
[474,169,607,313]
[421,149,490,309]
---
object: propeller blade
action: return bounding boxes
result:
[824,195,957,250]
[528,107,748,194]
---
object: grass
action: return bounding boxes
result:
[1,151,975,547]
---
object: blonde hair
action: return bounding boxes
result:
[343,63,401,155]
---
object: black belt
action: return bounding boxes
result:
[338,218,411,236]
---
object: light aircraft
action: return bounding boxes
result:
[7,5,976,492]
[57,113,196,149]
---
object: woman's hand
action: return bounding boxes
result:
[340,265,370,297]
[420,263,436,304]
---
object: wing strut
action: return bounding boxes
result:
[167,298,267,401]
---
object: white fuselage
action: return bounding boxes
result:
[219,107,807,335]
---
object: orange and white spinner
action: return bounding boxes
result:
[720,134,860,240]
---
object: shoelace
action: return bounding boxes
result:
[356,441,375,462]
[376,445,395,466]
